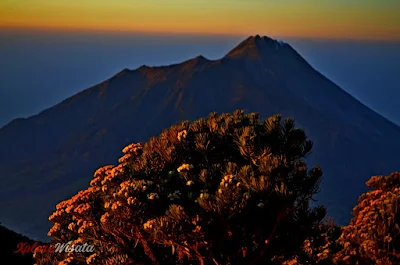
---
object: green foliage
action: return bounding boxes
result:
[35,110,326,265]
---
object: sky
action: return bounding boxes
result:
[1,0,399,40]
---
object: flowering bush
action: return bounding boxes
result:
[334,172,400,265]
[35,110,326,265]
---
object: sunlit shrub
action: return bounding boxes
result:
[35,110,326,265]
[334,172,400,265]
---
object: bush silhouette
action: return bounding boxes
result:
[334,172,400,265]
[35,110,326,265]
[0,224,37,265]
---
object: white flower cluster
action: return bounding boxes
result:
[221,174,234,186]
[143,181,154,191]
[177,130,188,141]
[219,174,240,188]
[186,180,194,186]
[177,163,194,173]
[199,190,210,199]
[147,193,159,200]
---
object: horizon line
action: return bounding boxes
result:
[1,25,400,42]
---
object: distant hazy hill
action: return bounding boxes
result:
[0,35,399,241]
[0,224,35,264]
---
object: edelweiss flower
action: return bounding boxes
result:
[90,176,101,187]
[68,223,76,231]
[118,153,131,163]
[59,257,74,265]
[86,253,97,264]
[122,143,143,154]
[143,219,156,230]
[177,163,193,172]
[221,174,235,187]
[94,165,114,178]
[224,174,233,181]
[199,192,209,199]
[177,130,188,141]
[111,201,122,210]
[186,180,194,186]
[148,193,159,200]
[74,237,83,244]
[100,212,110,223]
[127,197,136,205]
[48,223,61,236]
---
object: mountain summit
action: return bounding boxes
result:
[225,35,289,59]
[0,35,399,241]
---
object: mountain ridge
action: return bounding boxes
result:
[0,35,399,241]
[1,35,399,133]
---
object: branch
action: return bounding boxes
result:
[136,230,159,265]
[213,258,220,265]
[250,206,295,265]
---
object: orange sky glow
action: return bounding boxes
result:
[1,0,399,40]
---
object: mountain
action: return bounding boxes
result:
[0,35,399,241]
[0,224,36,264]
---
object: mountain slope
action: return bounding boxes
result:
[0,224,36,265]
[0,35,399,241]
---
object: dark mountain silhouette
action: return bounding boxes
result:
[0,35,399,241]
[0,223,36,264]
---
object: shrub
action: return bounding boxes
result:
[35,110,325,265]
[299,218,341,265]
[334,172,400,265]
